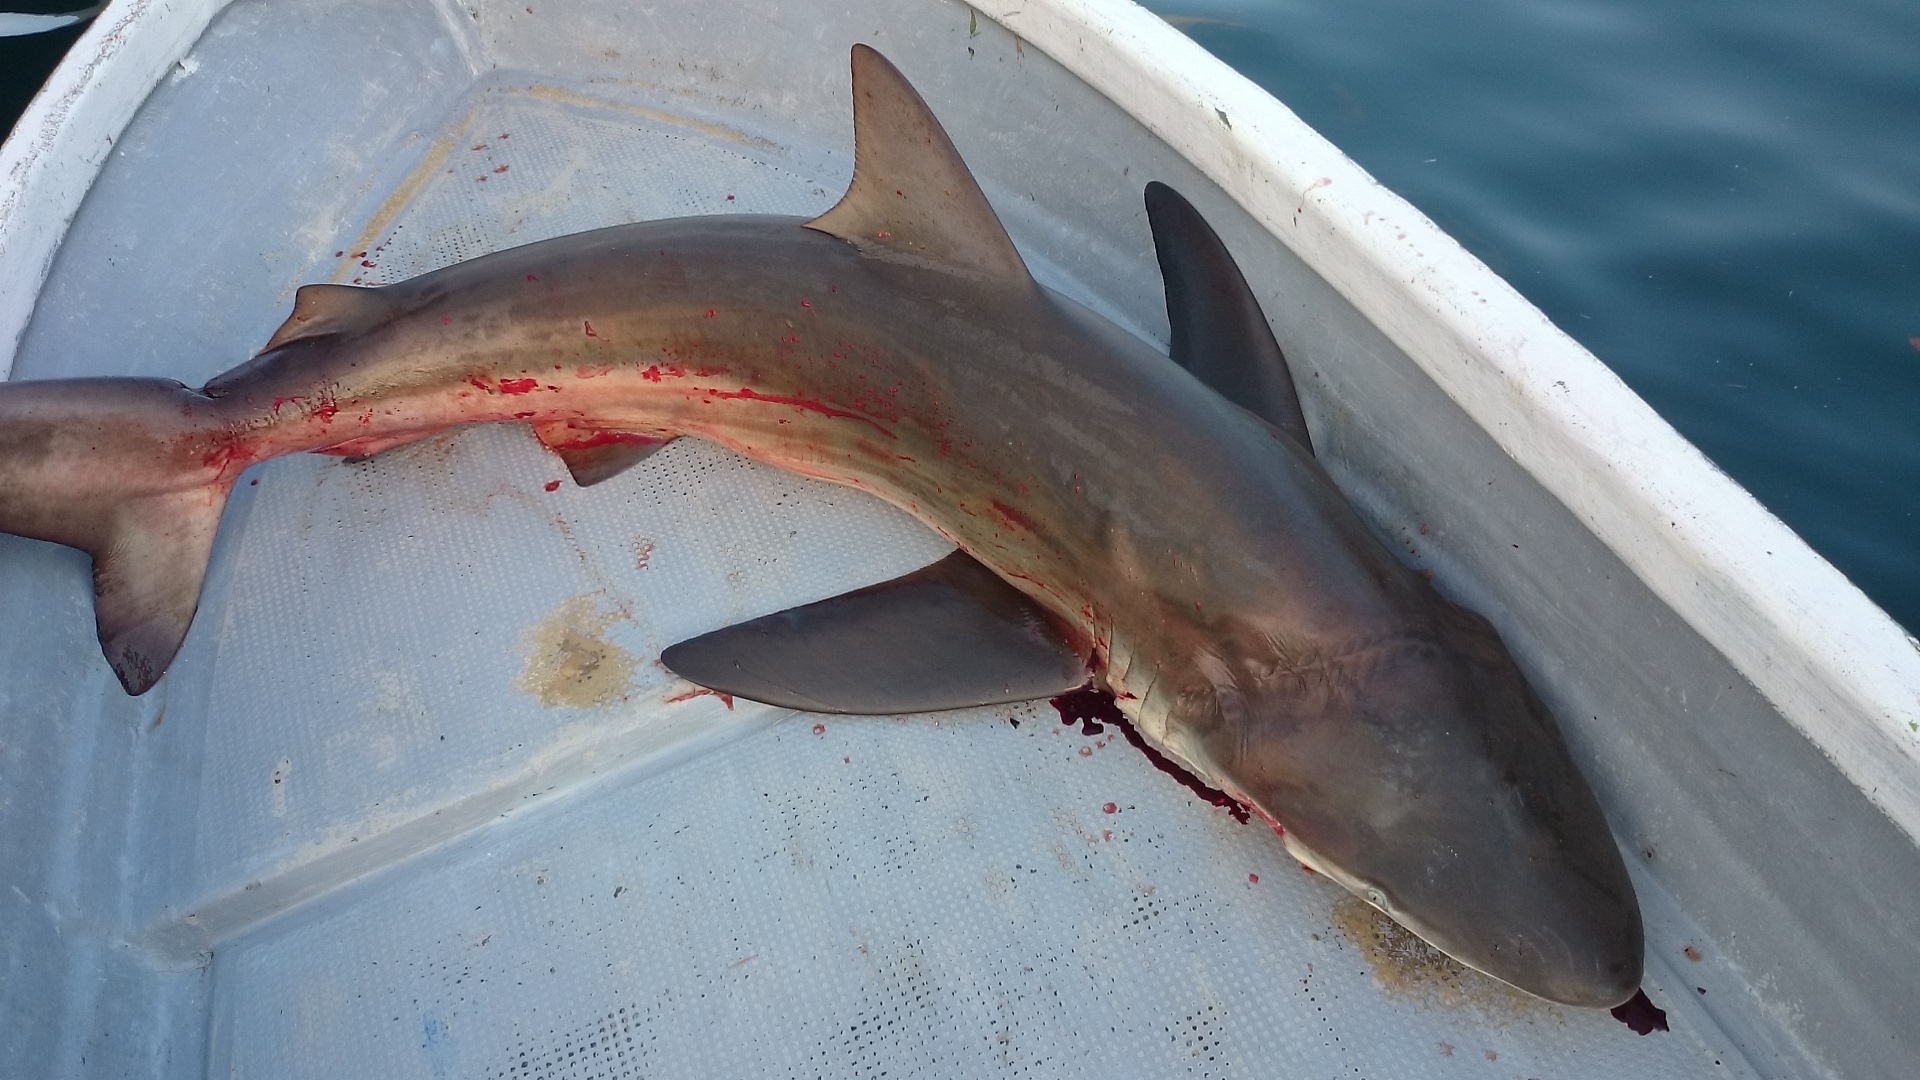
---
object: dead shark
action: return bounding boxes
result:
[0,45,1642,1007]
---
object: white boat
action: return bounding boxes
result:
[3,1,1916,1076]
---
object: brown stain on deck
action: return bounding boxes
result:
[514,594,637,708]
[1329,894,1544,1015]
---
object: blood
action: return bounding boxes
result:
[1610,989,1669,1036]
[1049,686,1251,824]
[664,687,734,709]
[1249,873,1260,884]
[583,321,597,337]
[549,429,669,451]
[990,499,1037,533]
[497,378,540,395]
[704,387,893,437]
[543,480,561,492]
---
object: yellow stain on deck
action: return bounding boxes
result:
[1329,894,1544,1015]
[514,594,637,708]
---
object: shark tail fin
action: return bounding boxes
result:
[0,377,232,694]
[87,487,230,694]
[807,45,1032,284]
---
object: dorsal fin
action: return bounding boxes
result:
[805,45,1032,284]
[259,283,395,354]
[1145,181,1313,453]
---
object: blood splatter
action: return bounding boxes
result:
[703,387,893,437]
[1050,686,1252,824]
[812,723,826,735]
[1610,989,1668,1036]
[543,480,561,492]
[664,687,734,709]
[1102,802,1117,814]
[497,378,540,395]
[1249,873,1260,884]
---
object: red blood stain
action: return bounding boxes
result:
[800,299,812,309]
[441,316,451,325]
[705,309,717,318]
[1249,873,1260,884]
[726,194,735,201]
[476,176,488,183]
[497,378,540,395]
[470,144,488,151]
[467,376,492,393]
[1052,686,1251,824]
[704,387,894,437]
[543,480,561,492]
[360,260,376,268]
[493,165,509,174]
[311,397,340,422]
[548,429,670,451]
[333,250,344,257]
[639,364,684,383]
[1102,802,1117,814]
[990,499,1037,533]
[352,251,367,258]
[812,723,826,735]
[875,231,890,239]
[583,321,597,337]
[664,687,734,709]
[526,274,537,282]
[1610,990,1668,1036]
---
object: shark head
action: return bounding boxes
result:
[1187,600,1644,1008]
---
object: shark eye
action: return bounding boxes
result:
[1365,887,1389,910]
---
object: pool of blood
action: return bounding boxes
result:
[1609,989,1669,1036]
[1049,686,1250,824]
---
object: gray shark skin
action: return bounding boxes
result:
[0,45,1641,1007]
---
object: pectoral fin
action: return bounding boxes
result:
[661,549,1086,714]
[88,486,230,694]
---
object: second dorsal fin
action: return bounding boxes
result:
[1145,182,1313,453]
[259,283,396,354]
[806,45,1032,284]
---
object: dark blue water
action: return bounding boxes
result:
[7,4,1918,631]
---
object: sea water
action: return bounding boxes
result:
[7,2,1919,633]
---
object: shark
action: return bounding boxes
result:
[0,45,1642,1007]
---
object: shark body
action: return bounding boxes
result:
[0,46,1642,1007]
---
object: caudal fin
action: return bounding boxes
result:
[0,376,232,694]
[88,488,230,694]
